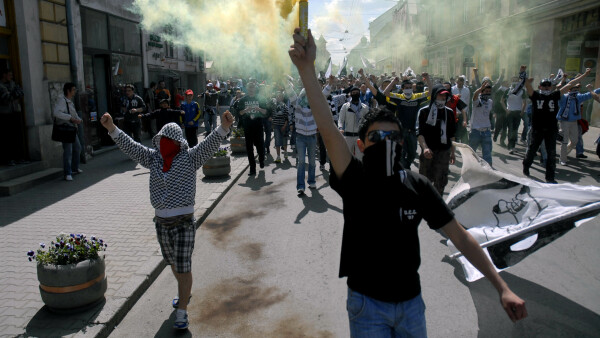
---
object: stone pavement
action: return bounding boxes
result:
[0,134,248,338]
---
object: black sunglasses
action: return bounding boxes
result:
[367,130,402,143]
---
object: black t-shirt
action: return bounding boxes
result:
[330,158,454,302]
[529,91,560,131]
[417,105,457,151]
[122,95,146,123]
[203,90,219,107]
[234,95,267,129]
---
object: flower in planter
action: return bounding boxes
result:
[232,128,245,138]
[27,233,107,265]
[213,146,230,157]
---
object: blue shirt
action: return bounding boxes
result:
[557,89,600,121]
[360,90,374,107]
[181,101,201,127]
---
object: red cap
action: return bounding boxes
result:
[438,90,450,95]
[185,89,193,95]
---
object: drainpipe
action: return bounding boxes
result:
[65,0,87,161]
[65,0,78,85]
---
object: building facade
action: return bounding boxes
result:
[9,0,205,171]
[416,0,600,124]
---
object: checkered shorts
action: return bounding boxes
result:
[155,214,196,273]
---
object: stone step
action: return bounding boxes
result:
[0,168,63,196]
[0,161,45,182]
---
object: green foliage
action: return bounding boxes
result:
[213,147,229,157]
[27,233,107,266]
[232,128,244,138]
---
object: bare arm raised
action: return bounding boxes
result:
[289,28,351,179]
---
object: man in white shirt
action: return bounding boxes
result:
[452,76,471,143]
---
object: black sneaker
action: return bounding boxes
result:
[523,166,530,177]
[259,162,265,169]
[576,153,588,159]
[546,179,558,184]
[248,169,256,176]
[297,189,305,196]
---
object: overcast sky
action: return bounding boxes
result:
[309,0,397,64]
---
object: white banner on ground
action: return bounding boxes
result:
[446,143,600,282]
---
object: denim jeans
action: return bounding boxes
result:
[347,288,427,338]
[295,133,316,190]
[204,107,217,134]
[469,129,493,165]
[576,124,584,155]
[62,136,81,176]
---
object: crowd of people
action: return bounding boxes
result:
[59,27,598,333]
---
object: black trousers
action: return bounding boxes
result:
[523,128,557,181]
[244,124,265,171]
[317,133,327,165]
[123,121,141,142]
[185,127,198,147]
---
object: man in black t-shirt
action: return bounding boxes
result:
[233,81,268,175]
[122,84,146,142]
[289,28,527,337]
[522,75,583,183]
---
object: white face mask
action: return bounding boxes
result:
[403,89,413,96]
[435,99,446,107]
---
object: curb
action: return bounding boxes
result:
[89,156,249,338]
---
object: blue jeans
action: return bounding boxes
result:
[204,107,217,134]
[347,288,427,338]
[295,133,316,190]
[62,136,81,176]
[576,124,584,155]
[469,129,493,166]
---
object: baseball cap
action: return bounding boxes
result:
[159,98,169,104]
[185,89,193,95]
[206,83,213,87]
[539,79,552,86]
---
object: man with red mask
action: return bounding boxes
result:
[100,110,234,330]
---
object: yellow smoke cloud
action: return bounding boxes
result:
[132,0,302,80]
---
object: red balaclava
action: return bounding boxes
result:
[159,137,180,172]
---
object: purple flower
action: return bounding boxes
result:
[39,243,46,248]
[27,250,35,256]
[55,243,60,248]
[99,239,103,244]
[28,257,32,262]
[91,236,96,241]
[70,234,74,238]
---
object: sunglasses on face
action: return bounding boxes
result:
[367,130,402,143]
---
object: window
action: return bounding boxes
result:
[184,47,194,62]
[163,25,176,58]
[82,8,108,50]
[109,17,141,54]
[463,1,468,23]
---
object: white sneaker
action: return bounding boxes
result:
[173,309,189,329]
[297,189,305,196]
[308,184,317,189]
[560,161,567,166]
[65,175,73,181]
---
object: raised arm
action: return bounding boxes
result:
[289,28,351,179]
[560,68,591,94]
[100,112,154,168]
[525,78,535,97]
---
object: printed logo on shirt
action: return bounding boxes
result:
[399,207,417,221]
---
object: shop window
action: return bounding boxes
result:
[109,17,141,54]
[82,8,109,50]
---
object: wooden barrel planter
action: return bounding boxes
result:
[37,257,107,312]
[202,156,231,177]
[231,137,246,154]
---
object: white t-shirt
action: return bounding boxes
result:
[506,88,525,111]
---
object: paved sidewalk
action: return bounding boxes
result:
[0,135,248,338]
